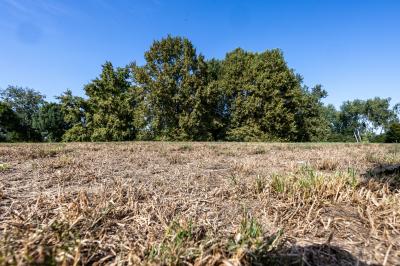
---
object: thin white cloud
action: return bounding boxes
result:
[38,0,72,16]
[2,0,72,20]
[2,0,32,15]
[0,0,75,44]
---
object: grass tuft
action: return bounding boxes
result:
[0,163,10,172]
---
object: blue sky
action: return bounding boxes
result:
[0,0,399,107]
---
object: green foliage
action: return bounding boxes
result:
[84,62,135,141]
[57,90,89,141]
[323,98,398,142]
[132,36,213,140]
[254,175,267,193]
[346,168,359,188]
[271,174,286,193]
[32,103,67,142]
[322,104,344,141]
[62,124,90,142]
[147,220,200,264]
[295,84,331,141]
[0,102,21,141]
[217,48,304,141]
[370,133,386,143]
[239,215,262,242]
[0,86,45,141]
[59,62,136,142]
[227,125,269,142]
[2,36,399,143]
[0,86,45,121]
[339,100,367,136]
[57,90,86,127]
[0,163,10,172]
[365,97,397,130]
[386,123,400,143]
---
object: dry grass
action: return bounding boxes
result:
[0,142,399,265]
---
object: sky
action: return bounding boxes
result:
[0,0,399,107]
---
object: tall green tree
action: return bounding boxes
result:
[365,97,397,133]
[84,62,135,141]
[295,84,331,141]
[132,36,212,140]
[215,48,304,141]
[0,101,21,141]
[334,98,398,141]
[0,86,45,141]
[394,103,400,120]
[32,103,67,142]
[385,122,400,143]
[338,100,367,139]
[3,37,397,143]
[57,89,90,142]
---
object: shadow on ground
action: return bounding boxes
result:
[267,243,377,266]
[363,163,400,191]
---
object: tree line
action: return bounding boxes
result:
[1,36,399,143]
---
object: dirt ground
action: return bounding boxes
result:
[0,142,399,265]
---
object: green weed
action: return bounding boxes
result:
[147,220,200,264]
[254,175,267,193]
[0,163,10,172]
[228,175,238,185]
[271,174,286,193]
[346,167,359,188]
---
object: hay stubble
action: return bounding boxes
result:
[0,143,399,265]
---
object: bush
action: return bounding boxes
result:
[90,128,110,142]
[62,125,90,142]
[385,123,400,143]
[326,133,355,142]
[370,133,386,143]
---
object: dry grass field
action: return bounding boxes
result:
[0,142,399,265]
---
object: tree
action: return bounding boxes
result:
[3,37,397,143]
[206,59,223,83]
[394,103,400,120]
[32,103,67,142]
[365,97,397,132]
[132,35,212,140]
[57,90,86,126]
[57,90,90,142]
[84,62,135,141]
[295,84,331,141]
[215,48,304,141]
[337,100,368,141]
[333,98,398,142]
[320,104,350,142]
[385,122,400,143]
[0,102,21,141]
[0,86,45,141]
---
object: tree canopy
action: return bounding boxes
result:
[0,36,398,143]
[132,36,211,140]
[0,86,45,141]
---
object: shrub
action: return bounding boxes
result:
[385,123,400,143]
[62,125,90,142]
